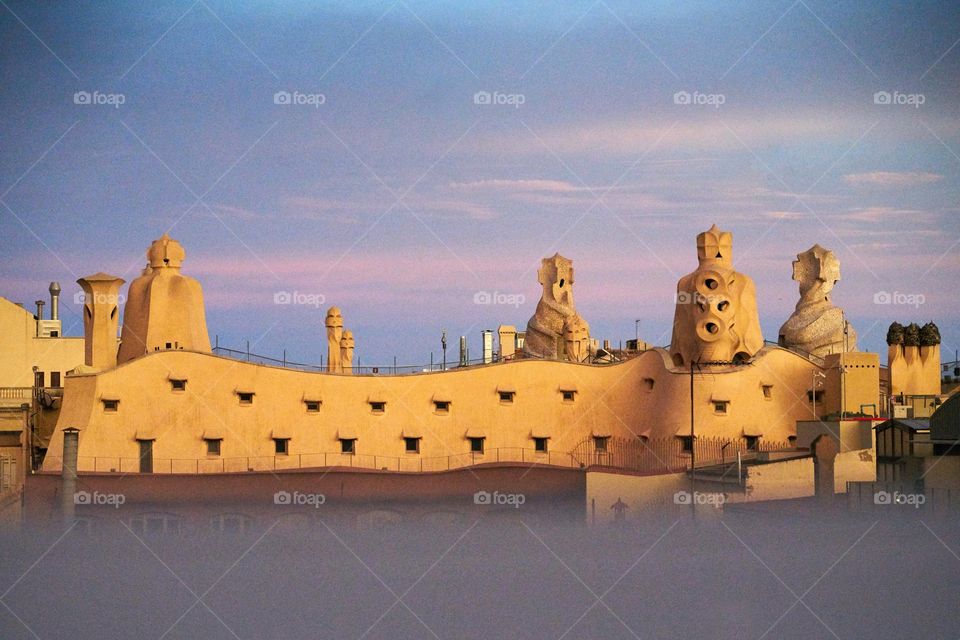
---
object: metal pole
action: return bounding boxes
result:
[690,359,696,515]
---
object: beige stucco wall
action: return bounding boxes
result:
[43,344,825,473]
[0,296,84,388]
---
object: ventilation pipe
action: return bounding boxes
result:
[61,427,80,522]
[49,282,61,321]
[34,300,45,337]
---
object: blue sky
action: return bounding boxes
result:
[1,0,958,366]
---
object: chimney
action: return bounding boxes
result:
[61,427,80,523]
[49,282,61,321]
[77,273,125,369]
[34,300,45,336]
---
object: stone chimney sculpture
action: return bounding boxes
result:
[888,321,940,396]
[77,273,125,369]
[326,307,343,373]
[340,330,354,375]
[562,315,591,363]
[525,253,590,359]
[117,234,211,364]
[669,224,763,366]
[778,244,856,357]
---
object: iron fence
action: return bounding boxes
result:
[569,435,793,473]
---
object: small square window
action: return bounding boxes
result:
[713,401,728,414]
[498,391,514,403]
[678,435,693,453]
[238,392,254,405]
[404,437,420,453]
[165,342,172,349]
[102,399,119,412]
[806,390,825,403]
[305,400,321,412]
[370,401,386,413]
[534,437,548,453]
[468,437,485,453]
[206,439,221,456]
[561,390,575,402]
[745,436,760,451]
[434,400,450,413]
[593,436,609,452]
[643,378,655,391]
[274,438,289,455]
[340,438,356,454]
[171,379,187,391]
[762,385,772,399]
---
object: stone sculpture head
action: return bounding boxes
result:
[325,307,343,331]
[792,244,840,302]
[538,253,575,307]
[562,315,590,362]
[146,233,185,270]
[696,224,733,267]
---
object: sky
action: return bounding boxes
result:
[1,0,958,367]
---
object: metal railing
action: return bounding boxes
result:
[211,344,499,376]
[43,447,581,475]
[765,340,826,367]
[569,436,794,474]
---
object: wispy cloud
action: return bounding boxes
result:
[448,179,589,193]
[842,171,944,187]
